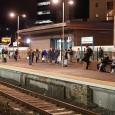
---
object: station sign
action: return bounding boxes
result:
[81,37,93,44]
[1,37,11,45]
[13,42,17,46]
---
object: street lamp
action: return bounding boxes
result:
[52,0,73,66]
[10,12,26,49]
[27,38,31,48]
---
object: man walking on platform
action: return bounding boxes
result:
[82,45,93,70]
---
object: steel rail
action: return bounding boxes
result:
[0,81,99,115]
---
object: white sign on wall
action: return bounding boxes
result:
[81,37,93,44]
[13,42,17,46]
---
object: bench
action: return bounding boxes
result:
[83,61,111,72]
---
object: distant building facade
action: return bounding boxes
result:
[36,0,89,25]
[89,0,114,21]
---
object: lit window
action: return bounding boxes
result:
[35,20,53,24]
[96,14,99,18]
[37,2,50,6]
[37,11,50,15]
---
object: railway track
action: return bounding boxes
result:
[0,81,99,115]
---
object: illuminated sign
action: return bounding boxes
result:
[1,37,11,45]
[81,37,93,44]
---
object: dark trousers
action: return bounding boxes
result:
[14,55,17,61]
[36,57,39,62]
[82,55,90,69]
[4,58,7,62]
[77,58,80,63]
[29,56,32,65]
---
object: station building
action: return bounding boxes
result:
[18,21,113,51]
[18,0,114,52]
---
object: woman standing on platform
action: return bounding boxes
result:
[35,49,39,63]
[27,48,33,65]
[76,48,81,63]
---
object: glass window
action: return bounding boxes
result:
[107,1,113,10]
[36,20,53,24]
[37,11,50,15]
[37,1,50,6]
[96,14,99,18]
[95,3,98,7]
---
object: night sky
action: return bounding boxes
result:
[0,0,37,39]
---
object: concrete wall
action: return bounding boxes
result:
[0,68,93,106]
[31,37,50,50]
[91,87,115,111]
[0,68,115,111]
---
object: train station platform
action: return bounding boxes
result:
[0,58,115,90]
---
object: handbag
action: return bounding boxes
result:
[27,56,29,60]
[42,57,45,61]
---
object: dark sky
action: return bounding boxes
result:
[0,0,37,25]
[0,0,37,39]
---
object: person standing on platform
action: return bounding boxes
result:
[32,50,35,63]
[42,49,48,63]
[69,47,73,62]
[14,49,18,61]
[27,48,33,65]
[54,48,60,63]
[76,48,81,63]
[82,45,93,70]
[2,47,5,62]
[3,48,8,63]
[48,47,54,63]
[64,49,68,67]
[35,49,39,63]
[98,47,104,60]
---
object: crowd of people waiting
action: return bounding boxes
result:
[27,47,82,66]
[1,46,115,73]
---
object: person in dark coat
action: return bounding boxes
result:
[48,48,54,63]
[2,47,5,62]
[27,48,33,65]
[32,50,35,62]
[54,48,60,63]
[14,49,18,61]
[98,47,104,59]
[82,45,93,69]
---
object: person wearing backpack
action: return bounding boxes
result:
[82,45,93,69]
